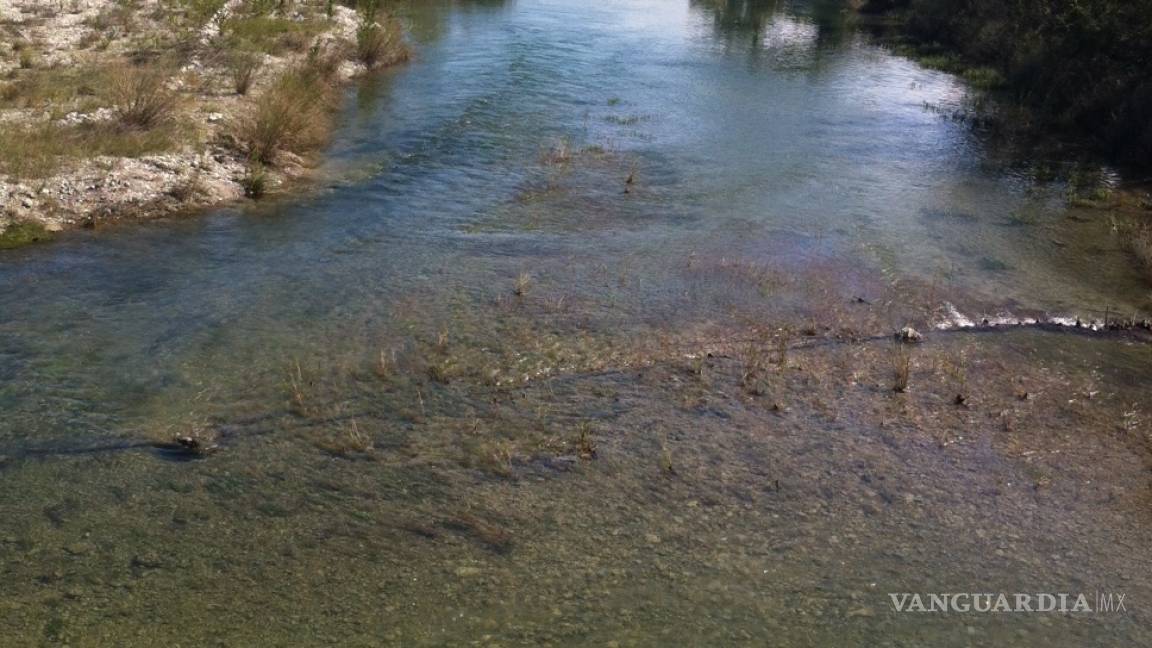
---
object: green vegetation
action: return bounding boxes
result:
[891,342,911,392]
[0,66,105,112]
[0,0,412,187]
[222,13,328,55]
[0,121,179,179]
[233,60,341,165]
[226,50,263,95]
[355,0,410,68]
[859,0,1152,164]
[0,221,53,249]
[241,162,268,197]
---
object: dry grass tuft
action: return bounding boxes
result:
[106,64,179,130]
[315,418,374,457]
[356,13,409,68]
[892,343,912,393]
[233,65,338,165]
[0,120,178,179]
[227,50,263,95]
[513,271,531,297]
[574,421,597,459]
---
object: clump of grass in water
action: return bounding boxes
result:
[315,418,374,457]
[513,271,531,298]
[892,343,912,393]
[375,348,396,380]
[740,337,769,396]
[441,512,513,554]
[355,0,410,69]
[541,138,572,165]
[574,421,597,460]
[286,360,312,416]
[464,438,515,477]
[658,434,675,475]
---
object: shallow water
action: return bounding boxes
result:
[2,0,1151,645]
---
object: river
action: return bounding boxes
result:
[1,0,1149,645]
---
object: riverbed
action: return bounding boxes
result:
[1,0,1149,645]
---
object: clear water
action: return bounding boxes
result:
[1,0,1150,645]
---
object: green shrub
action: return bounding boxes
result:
[868,0,1152,163]
[356,15,408,68]
[233,66,338,165]
[227,51,263,95]
[222,15,326,55]
[241,162,268,198]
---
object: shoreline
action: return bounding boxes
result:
[0,0,408,249]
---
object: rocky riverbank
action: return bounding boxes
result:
[0,0,405,245]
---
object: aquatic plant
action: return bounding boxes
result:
[740,338,769,396]
[936,349,969,405]
[375,348,396,380]
[315,418,374,457]
[892,343,912,393]
[541,138,572,165]
[356,13,409,69]
[426,359,453,384]
[442,513,513,554]
[574,421,597,460]
[658,435,675,475]
[0,221,53,249]
[286,359,312,416]
[513,272,531,298]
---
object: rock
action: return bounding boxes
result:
[64,541,95,556]
[894,326,923,343]
[131,551,163,569]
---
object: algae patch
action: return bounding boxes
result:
[0,221,53,249]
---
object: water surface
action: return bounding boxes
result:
[1,0,1150,645]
